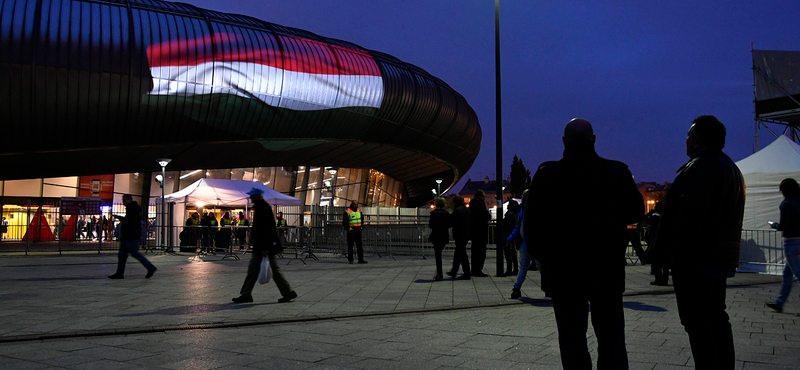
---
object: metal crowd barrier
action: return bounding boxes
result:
[739,229,784,274]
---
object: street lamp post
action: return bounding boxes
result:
[435,178,443,197]
[156,158,171,252]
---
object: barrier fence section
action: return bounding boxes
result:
[739,229,784,275]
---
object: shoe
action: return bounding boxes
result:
[349,260,353,264]
[457,274,471,280]
[232,295,253,303]
[278,291,298,303]
[358,260,368,264]
[145,267,157,279]
[108,274,124,279]
[650,280,668,286]
[511,288,521,299]
[433,274,443,281]
[766,302,783,313]
[446,270,457,278]
[472,271,488,277]
[232,294,253,303]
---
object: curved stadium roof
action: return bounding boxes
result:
[0,0,481,206]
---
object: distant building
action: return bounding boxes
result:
[458,177,513,211]
[637,181,670,214]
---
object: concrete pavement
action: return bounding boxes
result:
[0,250,797,369]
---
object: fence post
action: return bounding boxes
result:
[25,199,31,256]
[57,207,62,255]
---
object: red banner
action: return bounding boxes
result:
[78,175,115,204]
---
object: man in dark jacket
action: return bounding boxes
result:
[232,188,297,303]
[469,189,492,277]
[428,197,452,281]
[503,200,520,276]
[108,194,156,279]
[524,118,643,369]
[447,196,472,280]
[651,115,744,369]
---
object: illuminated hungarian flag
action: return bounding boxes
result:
[146,33,384,111]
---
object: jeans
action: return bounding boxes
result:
[552,294,628,370]
[116,240,155,275]
[775,239,800,308]
[514,241,531,290]
[672,267,734,369]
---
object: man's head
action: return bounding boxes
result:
[562,118,596,147]
[246,187,264,202]
[453,196,465,208]
[434,197,446,209]
[686,115,726,158]
[122,194,133,205]
[277,211,283,218]
[475,189,485,201]
[349,201,359,211]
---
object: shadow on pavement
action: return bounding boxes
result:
[119,302,273,317]
[622,301,667,312]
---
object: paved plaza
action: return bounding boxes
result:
[0,250,798,369]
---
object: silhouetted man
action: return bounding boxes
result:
[524,118,643,369]
[108,194,156,279]
[469,189,491,276]
[232,188,297,303]
[651,115,744,369]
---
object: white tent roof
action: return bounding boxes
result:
[158,178,303,206]
[736,135,800,174]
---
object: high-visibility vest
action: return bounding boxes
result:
[276,218,286,226]
[346,208,362,227]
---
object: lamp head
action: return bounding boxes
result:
[156,158,172,167]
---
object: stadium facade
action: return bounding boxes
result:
[0,0,481,216]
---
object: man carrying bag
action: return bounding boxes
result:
[232,188,298,304]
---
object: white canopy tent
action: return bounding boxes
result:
[158,178,303,207]
[735,135,800,273]
[154,179,303,249]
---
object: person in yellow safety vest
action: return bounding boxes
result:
[342,201,366,264]
[275,211,287,227]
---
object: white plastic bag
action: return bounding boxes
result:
[258,256,272,284]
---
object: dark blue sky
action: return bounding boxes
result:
[183,0,800,192]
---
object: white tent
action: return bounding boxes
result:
[735,135,800,273]
[736,135,800,230]
[158,178,303,206]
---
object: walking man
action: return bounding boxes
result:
[524,118,643,369]
[232,188,297,303]
[651,115,745,369]
[343,201,367,264]
[108,194,156,279]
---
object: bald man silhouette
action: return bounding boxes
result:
[524,118,643,370]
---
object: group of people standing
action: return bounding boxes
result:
[428,189,493,281]
[180,210,249,251]
[429,116,749,370]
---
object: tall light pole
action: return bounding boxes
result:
[494,0,505,277]
[156,158,171,252]
[435,178,443,197]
